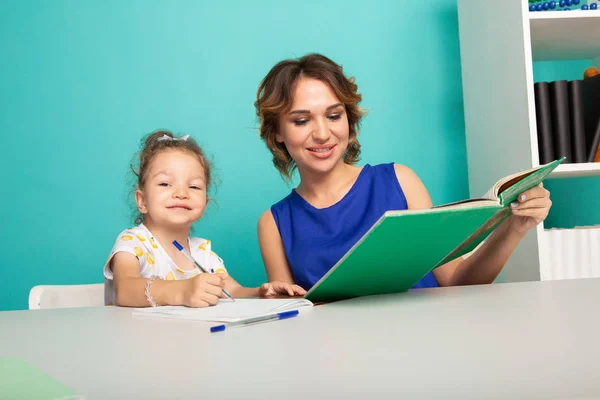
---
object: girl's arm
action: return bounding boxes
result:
[393,164,550,287]
[111,252,225,307]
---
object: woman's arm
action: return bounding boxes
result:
[257,210,296,284]
[393,164,551,287]
[218,211,304,298]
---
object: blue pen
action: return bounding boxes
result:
[172,240,235,302]
[210,310,299,333]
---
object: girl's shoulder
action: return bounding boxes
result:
[189,237,227,273]
[189,236,213,251]
[114,225,148,241]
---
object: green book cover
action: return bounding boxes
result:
[304,158,565,303]
[0,358,81,400]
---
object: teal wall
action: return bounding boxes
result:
[0,0,468,311]
[533,60,600,229]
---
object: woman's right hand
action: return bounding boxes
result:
[181,274,225,308]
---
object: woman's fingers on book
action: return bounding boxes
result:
[518,184,550,203]
[511,183,551,222]
[513,197,552,210]
[292,285,307,296]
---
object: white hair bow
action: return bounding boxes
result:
[157,134,190,142]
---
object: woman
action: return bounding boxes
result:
[254,53,551,291]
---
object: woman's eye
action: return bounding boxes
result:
[328,114,341,121]
[293,119,308,126]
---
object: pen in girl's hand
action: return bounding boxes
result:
[172,240,235,302]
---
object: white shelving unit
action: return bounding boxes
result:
[457,2,600,283]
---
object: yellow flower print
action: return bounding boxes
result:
[121,235,133,241]
[214,268,226,274]
[149,237,158,249]
[165,271,175,281]
[133,247,143,257]
[146,253,155,265]
[135,233,146,242]
[188,273,199,279]
[198,244,206,251]
[176,268,185,274]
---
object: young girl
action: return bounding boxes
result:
[104,130,305,307]
[254,53,552,291]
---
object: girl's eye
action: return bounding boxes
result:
[329,114,341,121]
[293,119,308,126]
[158,183,170,187]
[190,186,203,190]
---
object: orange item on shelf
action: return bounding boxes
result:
[583,67,600,80]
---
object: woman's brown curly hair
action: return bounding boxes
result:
[254,53,366,180]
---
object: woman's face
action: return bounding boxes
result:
[277,77,350,176]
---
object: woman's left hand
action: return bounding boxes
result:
[507,183,552,235]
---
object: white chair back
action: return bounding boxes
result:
[28,284,104,310]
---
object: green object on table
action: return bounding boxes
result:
[305,158,565,303]
[0,357,81,400]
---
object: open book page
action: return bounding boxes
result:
[391,159,564,212]
[385,198,498,213]
[132,298,313,322]
[431,198,497,210]
[481,158,564,204]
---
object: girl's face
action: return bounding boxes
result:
[277,77,350,177]
[135,149,208,230]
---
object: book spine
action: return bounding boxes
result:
[587,118,600,163]
[534,82,555,164]
[568,80,587,163]
[549,80,573,163]
[582,74,600,157]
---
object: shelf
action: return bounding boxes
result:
[549,162,600,178]
[529,10,600,61]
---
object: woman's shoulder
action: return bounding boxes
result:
[365,162,418,185]
[388,163,432,209]
[267,189,298,220]
[390,163,417,181]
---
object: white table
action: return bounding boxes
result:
[1,278,600,399]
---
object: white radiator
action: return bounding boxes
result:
[540,226,600,280]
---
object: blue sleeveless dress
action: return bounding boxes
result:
[271,163,439,290]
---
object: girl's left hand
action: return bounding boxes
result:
[507,183,552,235]
[259,281,306,297]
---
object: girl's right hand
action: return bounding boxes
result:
[181,274,225,308]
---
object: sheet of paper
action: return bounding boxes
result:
[132,298,312,322]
